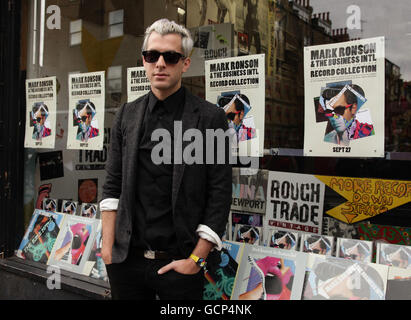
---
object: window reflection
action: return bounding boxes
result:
[22,0,411,231]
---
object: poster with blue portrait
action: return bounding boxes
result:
[304,37,385,158]
[205,54,265,157]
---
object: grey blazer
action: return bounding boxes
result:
[102,87,232,263]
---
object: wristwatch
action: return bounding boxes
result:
[189,254,207,268]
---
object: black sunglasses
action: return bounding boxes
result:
[142,50,185,64]
[333,104,352,116]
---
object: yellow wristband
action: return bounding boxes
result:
[190,254,206,268]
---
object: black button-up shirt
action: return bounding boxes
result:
[132,87,185,254]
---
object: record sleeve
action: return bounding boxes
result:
[376,242,411,269]
[336,237,373,263]
[42,198,58,213]
[300,234,334,256]
[232,211,263,227]
[82,220,108,281]
[302,255,388,300]
[61,200,78,215]
[16,209,65,264]
[233,224,262,245]
[385,266,411,300]
[263,228,299,251]
[79,203,98,219]
[230,210,263,242]
[203,240,244,300]
[322,216,360,239]
[47,215,99,274]
[231,244,308,300]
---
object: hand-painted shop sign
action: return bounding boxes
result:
[316,175,411,224]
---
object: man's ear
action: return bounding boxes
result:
[182,57,191,73]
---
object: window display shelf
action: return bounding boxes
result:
[0,257,110,300]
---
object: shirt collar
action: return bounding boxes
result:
[147,87,185,113]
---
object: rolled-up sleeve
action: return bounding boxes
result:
[196,224,223,251]
[99,198,119,212]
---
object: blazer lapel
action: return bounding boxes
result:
[126,95,149,190]
[172,89,200,210]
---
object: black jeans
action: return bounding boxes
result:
[106,248,204,300]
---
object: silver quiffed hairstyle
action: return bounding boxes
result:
[142,18,193,57]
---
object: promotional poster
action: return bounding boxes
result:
[231,168,268,215]
[304,37,385,158]
[186,0,267,56]
[127,67,150,102]
[264,171,325,235]
[25,76,57,149]
[205,54,265,157]
[185,23,234,77]
[67,71,105,150]
[186,0,237,28]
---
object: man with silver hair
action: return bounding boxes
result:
[100,18,232,300]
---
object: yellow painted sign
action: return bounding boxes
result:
[315,175,411,224]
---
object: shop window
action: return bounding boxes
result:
[6,0,411,300]
[107,66,122,94]
[69,19,82,46]
[108,9,124,39]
